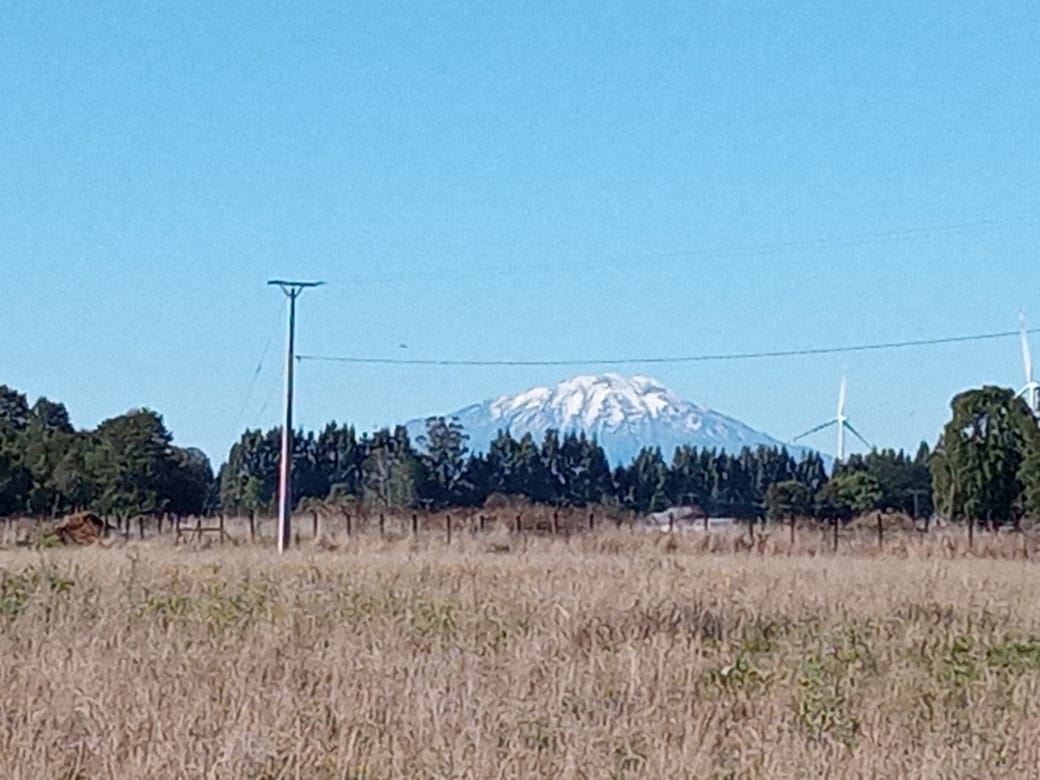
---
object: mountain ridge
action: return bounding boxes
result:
[405,373,814,465]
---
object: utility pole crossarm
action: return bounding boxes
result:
[268,279,324,553]
[269,279,325,293]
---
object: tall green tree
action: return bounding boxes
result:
[816,471,883,520]
[417,417,470,509]
[766,480,812,520]
[165,447,215,516]
[362,427,419,509]
[931,386,1036,526]
[91,409,176,518]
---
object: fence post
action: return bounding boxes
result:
[312,510,319,539]
[379,513,385,537]
[174,514,181,544]
[412,513,419,536]
[346,513,352,537]
[552,511,559,535]
[668,514,674,534]
[968,515,974,549]
[515,514,522,534]
[748,516,755,546]
[877,512,884,551]
[157,513,164,535]
[446,514,452,545]
[479,514,486,533]
[219,513,226,545]
[832,516,839,552]
[195,515,202,544]
[249,511,256,543]
[588,511,595,532]
[789,516,795,546]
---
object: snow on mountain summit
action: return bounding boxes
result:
[405,374,811,466]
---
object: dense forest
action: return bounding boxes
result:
[2,382,1038,524]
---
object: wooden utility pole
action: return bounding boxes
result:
[268,279,324,553]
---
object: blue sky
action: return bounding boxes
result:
[2,2,1038,463]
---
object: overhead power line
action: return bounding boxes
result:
[345,215,1037,285]
[229,308,283,435]
[297,327,1040,369]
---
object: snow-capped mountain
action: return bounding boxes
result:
[405,373,813,465]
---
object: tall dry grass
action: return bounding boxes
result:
[2,532,1040,778]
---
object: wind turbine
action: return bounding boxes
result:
[793,375,873,462]
[1018,312,1040,416]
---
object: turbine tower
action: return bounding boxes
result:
[793,375,873,462]
[1018,312,1040,416]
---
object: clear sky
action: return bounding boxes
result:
[2,2,1038,464]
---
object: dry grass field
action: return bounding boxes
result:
[3,530,1040,778]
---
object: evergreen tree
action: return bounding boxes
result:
[765,480,812,521]
[417,417,470,509]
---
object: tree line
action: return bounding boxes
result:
[218,417,839,517]
[2,382,1038,525]
[0,385,212,519]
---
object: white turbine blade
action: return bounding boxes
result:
[1021,313,1034,384]
[837,375,847,418]
[844,420,873,450]
[793,418,838,442]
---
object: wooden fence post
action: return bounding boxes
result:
[249,511,256,543]
[312,510,319,539]
[968,515,974,549]
[379,513,385,537]
[515,514,522,534]
[588,511,595,532]
[479,514,486,533]
[552,511,559,535]
[446,514,452,545]
[157,514,164,535]
[137,516,144,540]
[219,513,226,545]
[832,516,839,552]
[345,513,352,537]
[174,515,181,544]
[877,512,884,551]
[789,516,795,546]
[195,515,202,544]
[412,513,419,536]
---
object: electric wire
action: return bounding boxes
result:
[344,215,1037,285]
[230,310,282,434]
[298,326,1040,368]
